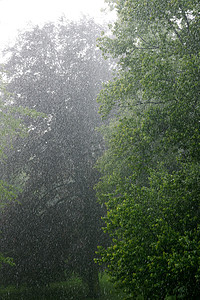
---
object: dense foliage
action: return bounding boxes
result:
[0,71,40,267]
[96,0,200,299]
[0,18,110,298]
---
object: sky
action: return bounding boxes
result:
[0,0,115,50]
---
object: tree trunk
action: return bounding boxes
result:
[84,265,100,299]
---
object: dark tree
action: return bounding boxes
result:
[0,17,110,298]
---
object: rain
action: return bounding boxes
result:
[0,0,199,299]
[0,1,121,299]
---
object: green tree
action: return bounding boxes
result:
[96,0,200,299]
[0,18,110,298]
[0,71,39,267]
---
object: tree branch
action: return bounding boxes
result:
[166,16,184,46]
[180,5,190,34]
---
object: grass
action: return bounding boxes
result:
[0,273,179,299]
[0,272,126,300]
[93,272,126,300]
[0,274,179,300]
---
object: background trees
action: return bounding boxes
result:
[0,17,110,297]
[0,70,40,268]
[96,0,200,299]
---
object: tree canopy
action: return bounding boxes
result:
[95,0,200,299]
[0,18,110,298]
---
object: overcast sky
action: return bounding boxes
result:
[0,0,115,50]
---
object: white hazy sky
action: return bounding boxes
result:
[0,0,114,49]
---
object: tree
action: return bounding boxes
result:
[95,0,200,299]
[0,69,40,267]
[0,18,110,297]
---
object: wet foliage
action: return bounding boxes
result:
[95,0,200,299]
[0,17,111,297]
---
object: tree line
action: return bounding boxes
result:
[0,0,200,299]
